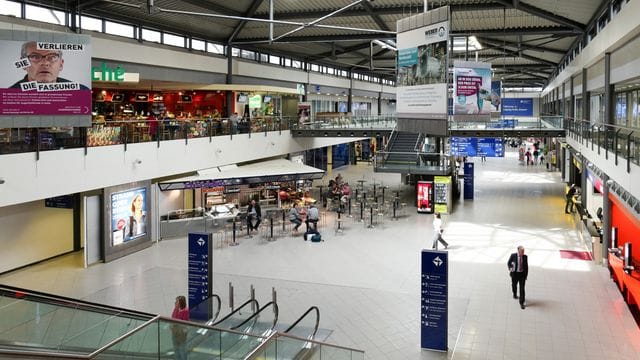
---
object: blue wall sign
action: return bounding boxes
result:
[450,137,477,157]
[188,232,213,321]
[464,162,474,200]
[450,138,503,158]
[502,98,533,116]
[421,250,448,352]
[44,195,74,209]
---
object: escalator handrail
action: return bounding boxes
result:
[0,284,155,320]
[284,306,320,340]
[210,298,259,327]
[192,293,222,324]
[230,301,278,333]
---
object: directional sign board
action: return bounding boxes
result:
[421,250,448,352]
[188,232,213,321]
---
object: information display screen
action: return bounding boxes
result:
[417,181,433,213]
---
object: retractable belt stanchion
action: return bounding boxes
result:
[282,210,286,232]
[382,186,387,205]
[268,217,275,241]
[348,197,352,217]
[367,206,375,228]
[360,201,364,222]
[392,198,398,220]
[230,219,239,246]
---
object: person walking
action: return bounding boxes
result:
[246,199,262,232]
[508,246,528,309]
[565,184,577,214]
[432,213,449,250]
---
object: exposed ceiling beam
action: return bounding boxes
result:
[489,45,558,66]
[84,8,228,42]
[492,63,555,69]
[451,27,580,37]
[477,37,565,55]
[309,42,372,61]
[236,33,396,44]
[254,3,505,20]
[77,0,105,10]
[493,0,585,32]
[179,0,243,17]
[227,0,265,44]
[361,0,391,32]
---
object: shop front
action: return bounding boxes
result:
[157,159,325,240]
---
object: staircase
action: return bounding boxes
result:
[384,131,422,164]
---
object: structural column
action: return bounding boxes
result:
[569,75,575,119]
[225,50,233,117]
[582,68,590,121]
[604,52,614,126]
[561,82,566,116]
[602,173,611,265]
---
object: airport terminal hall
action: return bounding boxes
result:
[2,0,640,359]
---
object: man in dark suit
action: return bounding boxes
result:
[508,246,528,309]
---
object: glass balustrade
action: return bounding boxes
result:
[246,333,365,360]
[565,117,640,169]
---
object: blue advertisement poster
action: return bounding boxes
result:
[502,98,533,116]
[332,143,349,168]
[421,250,448,351]
[464,162,474,200]
[110,187,147,246]
[450,137,477,157]
[188,232,213,321]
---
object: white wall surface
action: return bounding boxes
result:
[543,0,640,95]
[234,60,307,84]
[0,133,355,208]
[0,201,73,273]
[353,80,383,93]
[308,72,350,88]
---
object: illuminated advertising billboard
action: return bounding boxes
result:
[0,33,91,124]
[110,187,147,246]
[417,181,433,213]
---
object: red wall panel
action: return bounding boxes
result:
[609,193,640,263]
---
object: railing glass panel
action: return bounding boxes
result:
[247,333,364,360]
[0,287,151,356]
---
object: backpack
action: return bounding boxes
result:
[311,233,322,242]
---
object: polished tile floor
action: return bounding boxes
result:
[1,149,639,359]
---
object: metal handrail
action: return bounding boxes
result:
[284,305,320,340]
[211,298,260,327]
[0,285,155,319]
[231,301,279,333]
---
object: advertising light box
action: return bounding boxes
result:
[111,187,147,245]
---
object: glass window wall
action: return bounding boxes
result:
[0,0,21,17]
[142,29,161,43]
[105,21,134,38]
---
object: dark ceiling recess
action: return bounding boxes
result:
[35,0,605,86]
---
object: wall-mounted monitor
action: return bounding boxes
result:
[111,94,124,102]
[180,95,192,103]
[237,94,248,103]
[263,95,272,103]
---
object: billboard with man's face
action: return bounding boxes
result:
[0,33,91,122]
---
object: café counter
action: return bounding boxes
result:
[159,206,240,239]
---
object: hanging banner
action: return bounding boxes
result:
[0,30,92,127]
[396,10,449,118]
[453,61,492,121]
[491,80,502,112]
[502,98,534,116]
